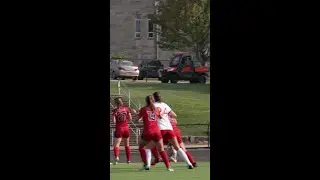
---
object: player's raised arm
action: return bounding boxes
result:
[113,115,116,124]
[135,108,143,122]
[128,112,132,121]
[130,108,138,115]
[168,111,177,118]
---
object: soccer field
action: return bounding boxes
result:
[110,162,210,180]
[110,81,210,135]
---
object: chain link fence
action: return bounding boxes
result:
[110,123,210,148]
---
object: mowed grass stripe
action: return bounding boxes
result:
[110,81,210,135]
[110,162,210,180]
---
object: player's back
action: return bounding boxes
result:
[139,106,160,133]
[112,106,130,128]
[154,102,173,130]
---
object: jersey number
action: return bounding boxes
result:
[117,112,127,121]
[147,111,156,121]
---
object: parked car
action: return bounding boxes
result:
[110,60,139,80]
[138,60,164,80]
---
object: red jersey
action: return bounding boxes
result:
[139,106,161,133]
[169,116,178,129]
[112,106,130,129]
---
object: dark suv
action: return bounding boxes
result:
[138,60,163,80]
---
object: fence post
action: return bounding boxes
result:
[208,124,210,148]
[128,91,131,107]
[136,128,140,145]
[117,80,121,95]
[111,128,114,146]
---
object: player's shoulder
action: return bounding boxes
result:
[139,106,146,112]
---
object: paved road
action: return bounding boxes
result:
[110,148,210,163]
[110,79,210,84]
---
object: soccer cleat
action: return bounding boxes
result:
[151,158,161,166]
[127,161,131,164]
[145,166,150,171]
[192,163,198,167]
[167,168,174,171]
[169,156,177,163]
[188,165,194,169]
[139,163,147,170]
[113,157,119,165]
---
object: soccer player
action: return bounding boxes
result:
[167,115,197,167]
[136,95,173,171]
[111,97,132,164]
[152,92,194,169]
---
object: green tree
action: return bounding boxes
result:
[110,52,125,60]
[151,0,210,65]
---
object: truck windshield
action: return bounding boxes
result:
[169,55,180,67]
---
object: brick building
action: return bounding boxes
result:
[110,0,174,64]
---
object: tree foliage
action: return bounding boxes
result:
[110,52,125,60]
[151,0,210,63]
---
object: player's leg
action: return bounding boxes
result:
[113,135,122,165]
[179,142,197,167]
[151,146,160,164]
[155,139,173,171]
[123,138,131,163]
[168,136,193,169]
[145,141,156,170]
[138,138,148,165]
[123,129,131,163]
[167,143,177,162]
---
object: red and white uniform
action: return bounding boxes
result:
[112,106,130,138]
[139,106,162,142]
[153,102,176,142]
[169,116,183,144]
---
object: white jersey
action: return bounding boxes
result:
[154,102,173,130]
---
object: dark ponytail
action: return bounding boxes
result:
[153,92,162,102]
[146,95,156,112]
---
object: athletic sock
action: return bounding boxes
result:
[160,150,170,168]
[172,149,177,160]
[185,151,195,164]
[125,146,131,162]
[138,146,146,164]
[113,146,119,159]
[177,148,192,166]
[151,147,160,161]
[145,149,152,167]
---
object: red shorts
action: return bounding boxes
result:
[161,130,176,145]
[114,127,130,138]
[141,131,162,142]
[173,128,183,144]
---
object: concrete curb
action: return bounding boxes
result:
[110,144,209,151]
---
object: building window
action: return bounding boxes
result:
[148,15,154,38]
[135,14,141,38]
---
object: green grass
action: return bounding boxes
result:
[110,81,210,135]
[110,162,210,180]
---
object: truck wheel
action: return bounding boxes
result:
[198,75,206,84]
[170,75,178,83]
[190,79,197,83]
[161,79,169,83]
